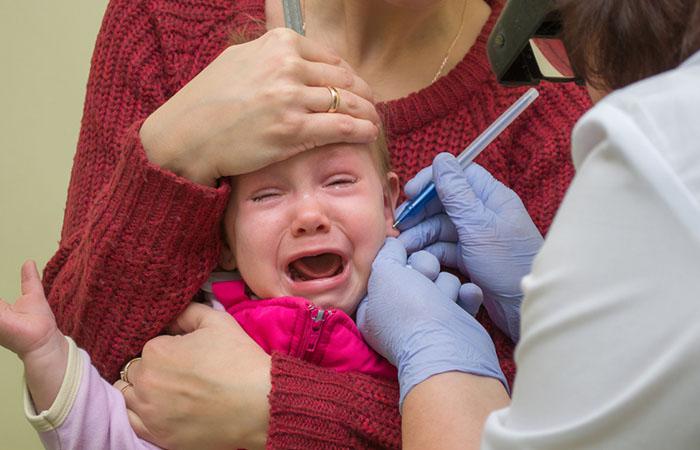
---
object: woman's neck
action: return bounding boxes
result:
[303,0,491,100]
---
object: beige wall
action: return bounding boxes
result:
[0,2,108,448]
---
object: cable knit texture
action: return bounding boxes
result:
[43,0,589,448]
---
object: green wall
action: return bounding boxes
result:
[0,2,108,448]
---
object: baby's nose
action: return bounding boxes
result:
[290,198,331,237]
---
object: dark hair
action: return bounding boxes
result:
[557,0,700,91]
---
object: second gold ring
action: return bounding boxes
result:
[326,86,341,113]
[120,357,141,385]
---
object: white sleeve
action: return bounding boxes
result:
[24,336,161,450]
[481,104,700,449]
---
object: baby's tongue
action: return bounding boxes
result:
[290,253,342,280]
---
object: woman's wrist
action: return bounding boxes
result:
[237,353,272,450]
[139,114,217,187]
[402,372,509,450]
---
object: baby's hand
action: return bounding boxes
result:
[0,261,62,359]
[0,261,68,411]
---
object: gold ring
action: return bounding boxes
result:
[327,86,340,113]
[120,357,141,384]
[120,383,133,395]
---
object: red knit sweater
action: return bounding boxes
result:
[43,0,589,448]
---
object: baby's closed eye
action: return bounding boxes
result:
[325,175,358,188]
[251,189,282,203]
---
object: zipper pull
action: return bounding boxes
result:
[305,305,327,354]
[312,309,325,322]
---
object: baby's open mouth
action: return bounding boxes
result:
[288,253,345,282]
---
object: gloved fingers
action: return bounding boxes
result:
[434,272,461,302]
[372,237,408,268]
[397,214,457,253]
[462,163,516,211]
[457,283,483,317]
[397,164,447,231]
[420,242,460,269]
[406,154,497,200]
[432,154,491,226]
[394,197,446,231]
[355,295,369,328]
[404,165,433,198]
[407,251,441,281]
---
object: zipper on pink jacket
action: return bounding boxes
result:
[303,304,332,357]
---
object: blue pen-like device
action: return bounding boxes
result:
[392,88,540,228]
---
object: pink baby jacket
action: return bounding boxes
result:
[25,280,395,450]
[213,280,396,380]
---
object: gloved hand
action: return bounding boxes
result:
[357,238,505,408]
[397,153,543,342]
[406,250,483,316]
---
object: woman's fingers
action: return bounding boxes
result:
[286,28,341,65]
[142,26,381,183]
[117,356,143,399]
[305,87,380,123]
[126,408,158,444]
[112,315,271,450]
[115,379,160,443]
[299,60,354,89]
[301,61,375,102]
[268,29,373,101]
[114,378,139,409]
[168,303,234,335]
[294,113,379,148]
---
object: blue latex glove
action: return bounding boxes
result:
[407,250,483,316]
[357,238,505,408]
[397,153,543,342]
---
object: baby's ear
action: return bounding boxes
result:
[219,237,237,271]
[383,172,400,237]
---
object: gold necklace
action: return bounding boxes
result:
[432,1,468,83]
[301,1,468,85]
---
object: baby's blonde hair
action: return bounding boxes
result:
[371,126,392,176]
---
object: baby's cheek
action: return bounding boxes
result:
[235,244,273,297]
[239,265,281,299]
[367,228,390,263]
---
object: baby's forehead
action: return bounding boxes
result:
[239,144,382,183]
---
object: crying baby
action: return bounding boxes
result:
[209,134,401,374]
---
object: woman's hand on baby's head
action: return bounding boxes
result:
[141,27,380,187]
[0,261,63,361]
